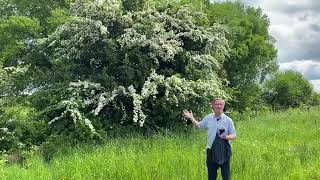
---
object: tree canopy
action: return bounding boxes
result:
[2,0,230,139]
[262,70,313,109]
[205,2,278,110]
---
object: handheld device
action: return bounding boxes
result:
[219,129,225,134]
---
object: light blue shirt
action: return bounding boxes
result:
[197,113,236,149]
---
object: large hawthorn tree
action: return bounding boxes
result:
[19,0,230,137]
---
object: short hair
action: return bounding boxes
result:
[211,98,225,105]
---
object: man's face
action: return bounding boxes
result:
[212,100,225,114]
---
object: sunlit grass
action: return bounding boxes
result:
[1,108,320,179]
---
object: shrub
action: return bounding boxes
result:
[31,1,230,139]
[0,104,47,152]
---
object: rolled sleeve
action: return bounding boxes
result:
[197,116,209,129]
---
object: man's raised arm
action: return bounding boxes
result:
[183,109,199,127]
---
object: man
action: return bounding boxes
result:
[183,98,236,180]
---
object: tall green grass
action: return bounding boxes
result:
[1,108,320,180]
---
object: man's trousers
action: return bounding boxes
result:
[206,148,231,180]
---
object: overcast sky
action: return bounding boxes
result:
[213,0,320,92]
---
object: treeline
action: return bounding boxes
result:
[0,0,319,157]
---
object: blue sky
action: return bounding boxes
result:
[212,0,320,92]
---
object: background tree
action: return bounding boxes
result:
[0,0,70,95]
[262,70,313,109]
[0,0,70,35]
[310,92,320,106]
[205,2,278,111]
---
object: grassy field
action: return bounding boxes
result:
[1,108,320,180]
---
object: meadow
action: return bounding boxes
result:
[1,108,319,180]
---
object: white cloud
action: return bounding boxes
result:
[247,0,320,92]
[279,60,320,79]
[267,8,320,62]
[212,0,320,92]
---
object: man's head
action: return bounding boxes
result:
[211,98,225,115]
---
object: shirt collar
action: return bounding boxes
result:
[214,113,224,121]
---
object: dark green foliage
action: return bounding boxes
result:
[310,92,320,106]
[0,0,70,35]
[227,83,265,112]
[0,102,48,161]
[205,2,278,110]
[0,101,34,160]
[122,0,145,12]
[262,70,314,109]
[0,0,70,95]
[0,127,18,152]
[40,134,73,162]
